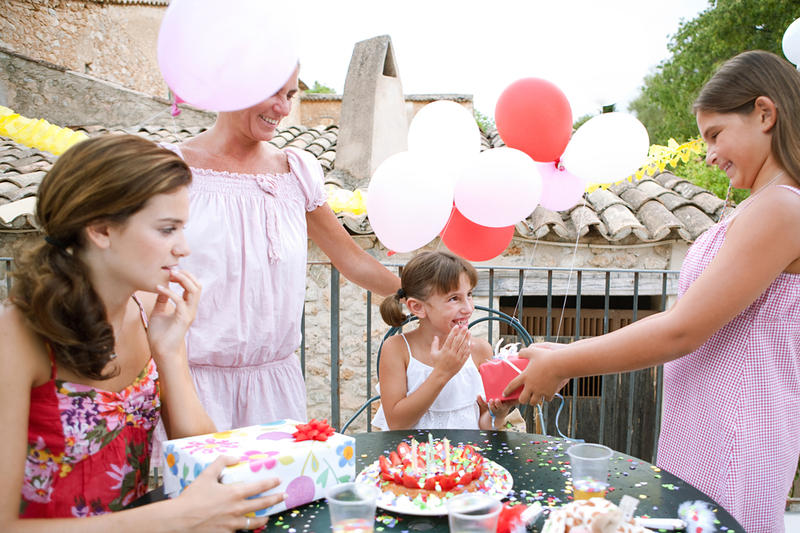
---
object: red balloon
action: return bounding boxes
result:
[495,78,573,163]
[440,206,515,262]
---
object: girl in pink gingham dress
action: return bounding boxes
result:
[506,50,800,533]
[658,183,800,532]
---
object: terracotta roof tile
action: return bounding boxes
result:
[672,205,715,240]
[637,200,686,242]
[0,123,724,245]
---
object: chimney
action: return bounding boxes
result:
[334,35,407,188]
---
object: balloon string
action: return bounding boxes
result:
[124,106,172,134]
[554,194,588,342]
[513,232,537,322]
[436,209,455,252]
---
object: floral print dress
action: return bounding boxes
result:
[20,300,161,518]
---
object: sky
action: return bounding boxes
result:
[295,0,711,120]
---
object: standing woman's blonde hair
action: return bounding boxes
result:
[693,50,800,184]
[11,134,192,380]
[380,251,478,327]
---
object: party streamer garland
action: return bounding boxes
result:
[585,137,705,193]
[0,107,89,156]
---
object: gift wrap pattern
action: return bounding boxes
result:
[163,419,356,516]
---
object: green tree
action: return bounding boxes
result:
[474,109,495,133]
[573,113,594,130]
[629,0,800,146]
[307,81,336,94]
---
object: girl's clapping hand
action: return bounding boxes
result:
[430,325,471,379]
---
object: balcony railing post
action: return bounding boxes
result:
[330,267,340,429]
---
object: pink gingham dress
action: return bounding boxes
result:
[162,144,326,429]
[657,184,800,533]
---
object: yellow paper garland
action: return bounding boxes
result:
[584,137,705,193]
[0,106,88,156]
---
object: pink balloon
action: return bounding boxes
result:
[454,148,542,228]
[537,162,586,211]
[157,0,299,112]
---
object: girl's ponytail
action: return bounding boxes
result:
[13,240,117,379]
[380,289,408,327]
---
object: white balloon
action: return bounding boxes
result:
[454,148,542,228]
[366,152,453,253]
[408,100,482,186]
[783,17,800,67]
[561,112,650,186]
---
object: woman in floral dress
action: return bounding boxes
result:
[0,135,284,531]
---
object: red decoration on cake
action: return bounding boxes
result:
[292,419,334,442]
[375,437,489,499]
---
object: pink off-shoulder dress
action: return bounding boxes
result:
[162,144,327,430]
[657,184,800,533]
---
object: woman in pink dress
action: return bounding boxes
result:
[507,50,800,532]
[164,66,400,430]
[1,135,284,531]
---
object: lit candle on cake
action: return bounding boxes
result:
[444,438,450,474]
[410,438,418,476]
[426,433,433,476]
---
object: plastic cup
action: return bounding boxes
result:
[445,493,503,533]
[567,443,613,500]
[325,482,380,533]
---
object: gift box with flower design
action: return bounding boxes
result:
[162,419,356,516]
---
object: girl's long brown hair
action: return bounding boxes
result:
[694,50,800,185]
[11,134,191,379]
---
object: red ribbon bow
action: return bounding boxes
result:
[293,419,335,442]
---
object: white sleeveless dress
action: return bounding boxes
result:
[372,334,485,430]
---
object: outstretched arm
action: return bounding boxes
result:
[307,204,400,297]
[506,187,800,405]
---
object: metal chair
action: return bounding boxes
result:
[339,305,532,433]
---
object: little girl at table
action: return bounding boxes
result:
[372,251,515,431]
[0,135,283,532]
[507,50,800,533]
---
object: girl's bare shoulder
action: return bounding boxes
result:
[0,304,50,386]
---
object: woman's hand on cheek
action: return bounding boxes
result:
[503,347,564,405]
[175,455,285,532]
[431,325,470,378]
[147,268,202,362]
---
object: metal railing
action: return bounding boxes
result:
[303,262,680,463]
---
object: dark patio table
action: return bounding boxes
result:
[133,429,745,532]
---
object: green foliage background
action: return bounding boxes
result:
[629,0,800,146]
[307,81,336,94]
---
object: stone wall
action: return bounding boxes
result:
[296,94,343,128]
[0,47,216,128]
[1,0,167,99]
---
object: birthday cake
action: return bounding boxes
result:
[378,439,485,498]
[356,436,513,515]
